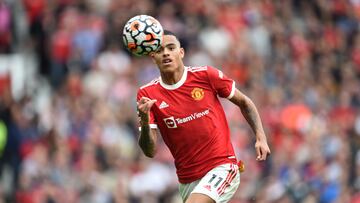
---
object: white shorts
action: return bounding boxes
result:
[179,163,240,203]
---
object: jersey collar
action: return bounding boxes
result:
[159,66,188,90]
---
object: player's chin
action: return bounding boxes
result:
[159,64,176,72]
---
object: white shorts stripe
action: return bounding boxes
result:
[216,164,234,194]
[217,164,237,195]
[219,170,237,196]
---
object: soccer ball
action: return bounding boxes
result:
[122,15,164,56]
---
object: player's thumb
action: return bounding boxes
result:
[148,99,157,107]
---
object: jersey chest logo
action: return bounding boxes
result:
[191,88,204,101]
[159,101,169,109]
[163,117,177,128]
[162,109,210,128]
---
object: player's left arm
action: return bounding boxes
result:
[229,88,271,161]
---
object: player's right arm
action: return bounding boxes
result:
[137,97,158,158]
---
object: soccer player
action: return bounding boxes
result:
[136,30,270,203]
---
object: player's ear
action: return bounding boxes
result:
[180,47,185,59]
[149,52,156,62]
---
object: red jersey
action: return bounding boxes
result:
[137,66,237,183]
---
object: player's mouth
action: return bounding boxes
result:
[162,58,172,65]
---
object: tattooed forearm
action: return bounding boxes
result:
[230,89,265,136]
[238,98,262,134]
[230,89,270,160]
[139,123,157,158]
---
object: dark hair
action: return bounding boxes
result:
[163,29,176,36]
[163,29,182,46]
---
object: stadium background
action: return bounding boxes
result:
[0,0,360,202]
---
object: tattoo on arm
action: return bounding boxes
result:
[139,124,156,157]
[230,90,264,135]
[238,98,261,134]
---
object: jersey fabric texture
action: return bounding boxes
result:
[137,66,237,183]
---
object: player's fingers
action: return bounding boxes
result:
[260,148,267,160]
[261,146,271,161]
[139,97,156,107]
[138,98,155,109]
[148,99,157,107]
[138,103,148,113]
[138,98,147,106]
[255,146,261,161]
[138,102,146,108]
[139,100,157,113]
[143,99,157,108]
[139,97,151,104]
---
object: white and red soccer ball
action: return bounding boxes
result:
[123,15,164,56]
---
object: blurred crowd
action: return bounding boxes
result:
[1,0,360,202]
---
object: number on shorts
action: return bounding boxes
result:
[208,174,224,188]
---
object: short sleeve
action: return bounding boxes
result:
[137,89,158,130]
[206,66,235,99]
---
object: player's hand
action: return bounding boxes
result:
[255,135,271,161]
[137,97,157,123]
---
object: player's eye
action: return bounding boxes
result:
[156,48,162,54]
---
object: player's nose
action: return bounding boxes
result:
[162,48,170,56]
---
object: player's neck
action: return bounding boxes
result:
[160,66,184,85]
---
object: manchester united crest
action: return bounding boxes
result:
[191,88,204,101]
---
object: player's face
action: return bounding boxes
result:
[150,35,184,73]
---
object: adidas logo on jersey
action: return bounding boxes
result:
[159,101,169,109]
